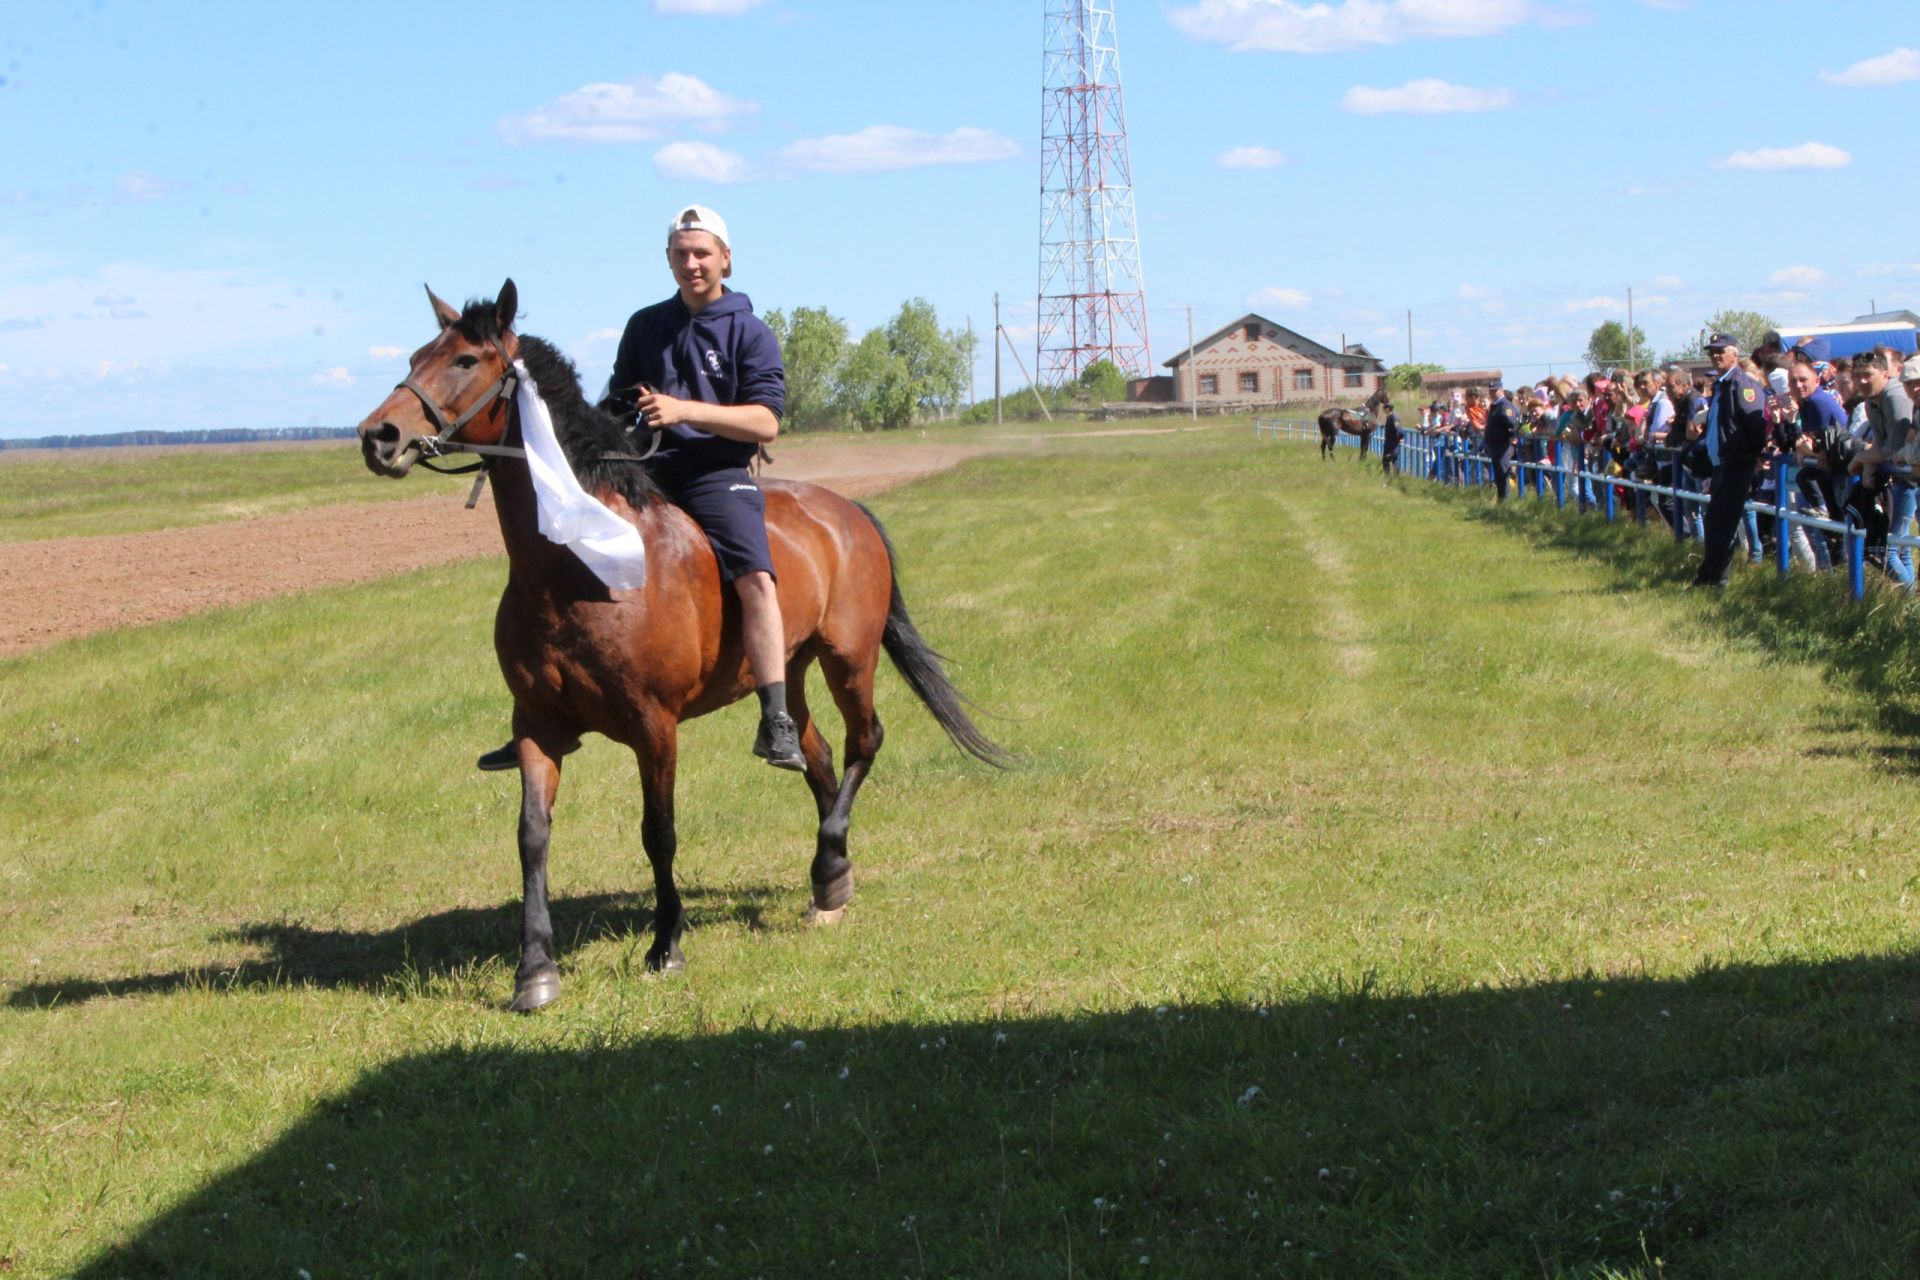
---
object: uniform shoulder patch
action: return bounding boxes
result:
[1741,387,1756,403]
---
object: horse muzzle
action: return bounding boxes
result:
[359,420,422,478]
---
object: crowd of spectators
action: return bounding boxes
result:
[1399,343,1920,580]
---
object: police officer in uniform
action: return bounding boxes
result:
[1692,332,1770,588]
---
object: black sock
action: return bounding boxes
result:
[756,681,788,721]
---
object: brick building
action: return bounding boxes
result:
[1132,314,1387,407]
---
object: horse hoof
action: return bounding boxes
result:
[811,866,854,913]
[510,968,561,1014]
[806,903,847,927]
[646,947,686,974]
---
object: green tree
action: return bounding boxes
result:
[831,299,972,430]
[1074,358,1128,404]
[885,298,967,421]
[764,305,849,433]
[1584,320,1649,372]
[1387,362,1444,392]
[833,329,914,432]
[1655,336,1703,367]
[1703,308,1777,354]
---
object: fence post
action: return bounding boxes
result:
[1604,479,1615,523]
[1849,516,1866,600]
[1670,453,1685,541]
[1633,482,1646,525]
[1775,460,1792,578]
[1553,442,1565,508]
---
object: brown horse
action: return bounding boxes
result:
[356,281,1008,1011]
[1316,406,1370,460]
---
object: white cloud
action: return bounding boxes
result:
[116,172,184,202]
[1565,296,1624,312]
[1625,181,1677,197]
[1340,79,1513,115]
[1860,262,1920,278]
[1717,141,1850,172]
[1249,286,1312,308]
[654,0,766,10]
[1653,275,1683,289]
[652,140,753,184]
[1215,145,1288,169]
[1167,0,1534,53]
[1820,47,1920,88]
[1769,265,1825,288]
[368,345,406,359]
[775,125,1017,175]
[0,262,355,375]
[312,366,355,388]
[1458,284,1488,300]
[497,73,755,145]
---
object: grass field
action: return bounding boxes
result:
[5,429,1920,1277]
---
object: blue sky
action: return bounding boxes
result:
[2,0,1916,436]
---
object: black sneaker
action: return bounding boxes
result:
[477,742,518,772]
[475,738,580,772]
[752,713,806,771]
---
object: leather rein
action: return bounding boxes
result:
[391,332,658,506]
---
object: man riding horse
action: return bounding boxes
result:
[476,204,802,773]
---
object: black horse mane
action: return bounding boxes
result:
[457,299,661,509]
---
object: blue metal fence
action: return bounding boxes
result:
[1253,416,1919,602]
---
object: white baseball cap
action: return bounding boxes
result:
[668,204,730,250]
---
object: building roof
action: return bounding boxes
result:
[1419,369,1503,388]
[1162,313,1387,371]
[1852,309,1919,326]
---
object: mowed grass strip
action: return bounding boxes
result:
[0,443,457,541]
[3,431,1919,1278]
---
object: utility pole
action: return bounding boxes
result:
[966,315,976,410]
[1626,286,1635,372]
[993,293,1002,426]
[1186,305,1196,423]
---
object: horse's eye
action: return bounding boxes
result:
[455,355,479,369]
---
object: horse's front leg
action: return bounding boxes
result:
[636,717,686,972]
[510,736,565,1013]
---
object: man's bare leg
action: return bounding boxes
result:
[737,571,803,769]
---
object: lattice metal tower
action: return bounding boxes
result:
[1036,0,1150,386]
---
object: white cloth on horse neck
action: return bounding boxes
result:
[514,361,648,591]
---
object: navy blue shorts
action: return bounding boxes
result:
[655,466,775,583]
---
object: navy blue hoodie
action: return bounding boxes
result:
[606,289,786,473]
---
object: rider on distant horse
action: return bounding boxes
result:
[478,204,804,773]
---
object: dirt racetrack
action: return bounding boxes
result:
[0,441,982,656]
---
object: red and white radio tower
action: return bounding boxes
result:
[1036,0,1151,387]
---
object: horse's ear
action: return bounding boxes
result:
[496,279,518,333]
[425,285,460,330]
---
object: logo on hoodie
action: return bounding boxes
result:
[704,349,722,375]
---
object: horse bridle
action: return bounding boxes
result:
[391,332,660,505]
[393,332,525,476]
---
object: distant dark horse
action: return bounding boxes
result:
[356,281,1009,1011]
[1317,407,1371,461]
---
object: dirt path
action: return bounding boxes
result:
[0,442,982,656]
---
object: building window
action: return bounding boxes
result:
[1238,371,1259,394]
[1344,368,1365,388]
[1197,373,1219,396]
[1244,323,1259,343]
[1293,368,1314,392]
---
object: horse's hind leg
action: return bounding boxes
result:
[807,652,885,924]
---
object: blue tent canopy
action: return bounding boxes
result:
[1769,325,1918,362]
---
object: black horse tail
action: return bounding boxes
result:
[856,501,1014,769]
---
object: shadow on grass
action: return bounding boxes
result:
[1425,483,1920,767]
[52,952,1920,1279]
[4,885,782,1009]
